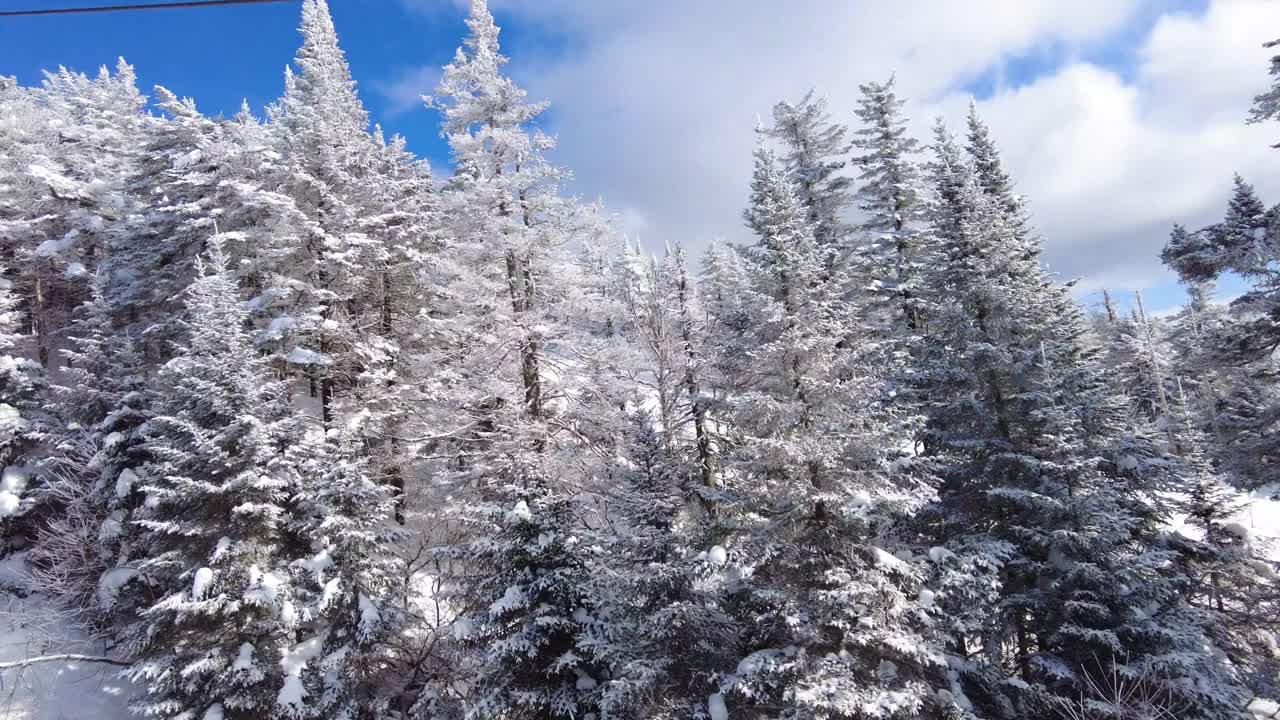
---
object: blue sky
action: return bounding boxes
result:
[0,0,1275,314]
[0,0,467,168]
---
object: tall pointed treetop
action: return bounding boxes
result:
[282,0,368,136]
[965,100,1014,203]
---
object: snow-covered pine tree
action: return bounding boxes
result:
[1161,175,1280,491]
[281,419,407,719]
[29,286,150,629]
[271,0,380,426]
[128,239,304,720]
[425,2,608,717]
[437,460,606,720]
[1092,292,1180,437]
[1248,38,1280,147]
[1164,396,1280,705]
[583,410,738,720]
[4,61,150,368]
[348,127,447,521]
[104,86,304,362]
[850,75,929,334]
[703,145,953,720]
[918,121,1247,720]
[0,264,45,525]
[760,91,854,254]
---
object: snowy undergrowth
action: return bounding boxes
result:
[0,555,133,720]
[1168,483,1280,561]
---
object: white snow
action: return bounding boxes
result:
[358,593,380,635]
[320,577,341,608]
[918,588,936,609]
[451,617,474,641]
[0,594,136,719]
[708,692,728,720]
[0,404,21,440]
[507,500,532,522]
[850,490,873,508]
[1,465,27,495]
[1250,698,1280,719]
[96,512,124,543]
[232,642,255,672]
[871,546,907,571]
[173,149,203,171]
[243,569,281,607]
[192,567,214,600]
[202,703,225,720]
[211,536,232,562]
[286,347,332,367]
[928,546,955,564]
[63,262,88,279]
[277,632,328,711]
[490,585,526,616]
[114,468,137,499]
[0,491,20,518]
[97,567,139,610]
[26,163,78,196]
[707,545,728,566]
[295,548,333,581]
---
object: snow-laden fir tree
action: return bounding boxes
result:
[270,0,381,426]
[1091,292,1180,436]
[759,91,854,254]
[2,61,149,368]
[104,86,304,360]
[346,127,448,521]
[436,459,606,720]
[704,145,955,720]
[850,75,929,334]
[1161,175,1280,490]
[1163,396,1280,705]
[128,240,305,720]
[583,410,738,720]
[0,265,45,524]
[918,121,1247,720]
[1248,38,1280,147]
[426,1,607,717]
[280,418,407,719]
[29,286,151,630]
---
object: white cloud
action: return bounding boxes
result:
[394,0,1280,299]
[374,65,441,117]
[943,0,1280,291]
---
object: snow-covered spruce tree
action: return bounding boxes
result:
[0,265,45,525]
[1161,175,1280,490]
[760,90,854,254]
[1091,292,1180,436]
[347,127,448,522]
[128,240,304,720]
[103,86,304,360]
[4,61,149,368]
[1163,398,1280,705]
[582,410,738,720]
[436,458,606,720]
[701,145,954,720]
[29,286,151,628]
[280,418,407,719]
[270,0,381,426]
[850,75,929,334]
[1248,37,1280,146]
[918,122,1246,720]
[425,1,607,717]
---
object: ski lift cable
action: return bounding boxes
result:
[0,0,296,18]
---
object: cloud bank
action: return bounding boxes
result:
[393,0,1280,304]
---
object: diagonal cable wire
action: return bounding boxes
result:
[0,0,295,18]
